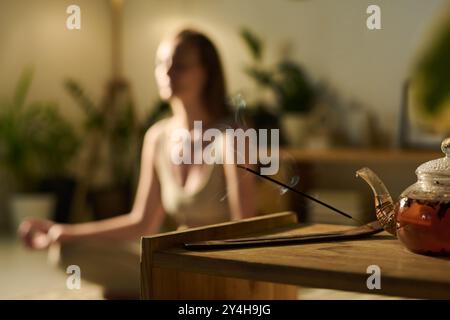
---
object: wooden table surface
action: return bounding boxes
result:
[142,212,450,299]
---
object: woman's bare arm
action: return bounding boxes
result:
[50,123,166,243]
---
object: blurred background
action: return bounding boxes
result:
[0,0,449,298]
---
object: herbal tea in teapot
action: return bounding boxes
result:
[357,137,450,255]
[397,197,450,254]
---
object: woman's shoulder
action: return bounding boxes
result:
[143,117,172,145]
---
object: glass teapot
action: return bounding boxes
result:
[356,137,450,255]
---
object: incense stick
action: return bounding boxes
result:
[237,165,365,225]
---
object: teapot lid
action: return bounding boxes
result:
[416,137,450,177]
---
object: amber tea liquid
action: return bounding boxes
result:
[397,197,450,255]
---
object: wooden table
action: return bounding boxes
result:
[141,211,450,299]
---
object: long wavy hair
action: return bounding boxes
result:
[174,29,231,121]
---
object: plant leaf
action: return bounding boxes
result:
[13,67,34,110]
[240,28,263,61]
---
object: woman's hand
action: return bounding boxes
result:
[18,218,58,250]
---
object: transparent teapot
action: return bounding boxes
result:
[356,138,450,255]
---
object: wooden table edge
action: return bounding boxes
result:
[141,211,299,299]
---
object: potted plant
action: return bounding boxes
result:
[0,69,80,230]
[409,10,450,136]
[64,79,136,220]
[240,28,316,146]
[65,77,172,221]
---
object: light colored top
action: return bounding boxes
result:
[154,121,230,228]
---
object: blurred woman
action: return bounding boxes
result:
[18,29,256,298]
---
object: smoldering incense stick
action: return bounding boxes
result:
[237,165,364,225]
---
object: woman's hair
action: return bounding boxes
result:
[175,29,231,121]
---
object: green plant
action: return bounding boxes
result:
[411,13,450,133]
[65,79,140,187]
[64,79,171,186]
[414,16,450,116]
[240,27,315,114]
[0,69,80,192]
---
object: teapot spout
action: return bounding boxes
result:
[356,167,397,235]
